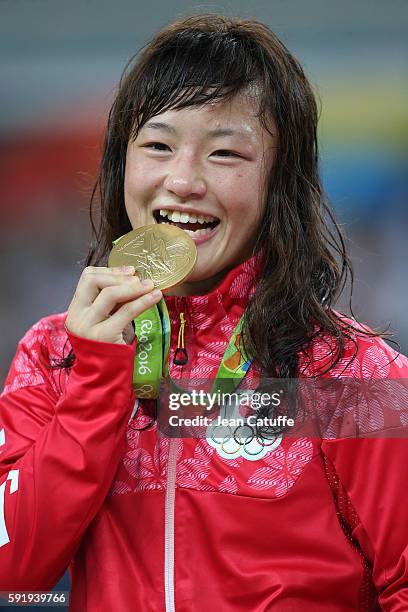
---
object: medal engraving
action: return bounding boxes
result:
[108,225,197,290]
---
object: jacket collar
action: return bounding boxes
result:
[164,252,262,327]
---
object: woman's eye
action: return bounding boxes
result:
[212,150,241,158]
[144,142,171,152]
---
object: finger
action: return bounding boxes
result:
[98,288,162,334]
[83,265,135,274]
[86,278,155,326]
[72,266,139,309]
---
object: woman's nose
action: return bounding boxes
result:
[163,158,207,199]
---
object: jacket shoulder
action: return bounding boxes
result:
[2,312,71,397]
[303,313,408,379]
[18,311,69,351]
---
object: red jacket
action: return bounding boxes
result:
[1,257,408,611]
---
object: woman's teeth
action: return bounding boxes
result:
[159,209,217,224]
[157,208,218,236]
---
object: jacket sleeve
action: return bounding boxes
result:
[321,340,408,611]
[0,322,137,590]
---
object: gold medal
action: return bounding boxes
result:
[108,225,197,290]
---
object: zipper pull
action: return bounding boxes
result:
[173,311,188,365]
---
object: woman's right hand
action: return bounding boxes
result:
[65,265,162,345]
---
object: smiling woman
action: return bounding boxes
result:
[124,94,276,291]
[1,12,408,612]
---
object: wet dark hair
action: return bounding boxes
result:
[57,13,387,429]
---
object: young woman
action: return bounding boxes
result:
[1,14,407,611]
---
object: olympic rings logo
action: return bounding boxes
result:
[206,421,282,461]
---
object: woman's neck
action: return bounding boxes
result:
[165,266,233,297]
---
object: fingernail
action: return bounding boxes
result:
[151,289,162,299]
[121,265,135,274]
[142,278,154,287]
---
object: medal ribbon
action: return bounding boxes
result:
[132,304,163,398]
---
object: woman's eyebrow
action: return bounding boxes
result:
[143,121,254,141]
[207,128,253,140]
[143,121,177,134]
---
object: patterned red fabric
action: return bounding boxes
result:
[1,256,408,611]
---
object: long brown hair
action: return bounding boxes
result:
[61,14,386,392]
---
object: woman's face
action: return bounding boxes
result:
[124,93,277,294]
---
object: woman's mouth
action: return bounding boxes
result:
[153,208,220,241]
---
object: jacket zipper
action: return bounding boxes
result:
[164,438,178,612]
[165,297,189,611]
